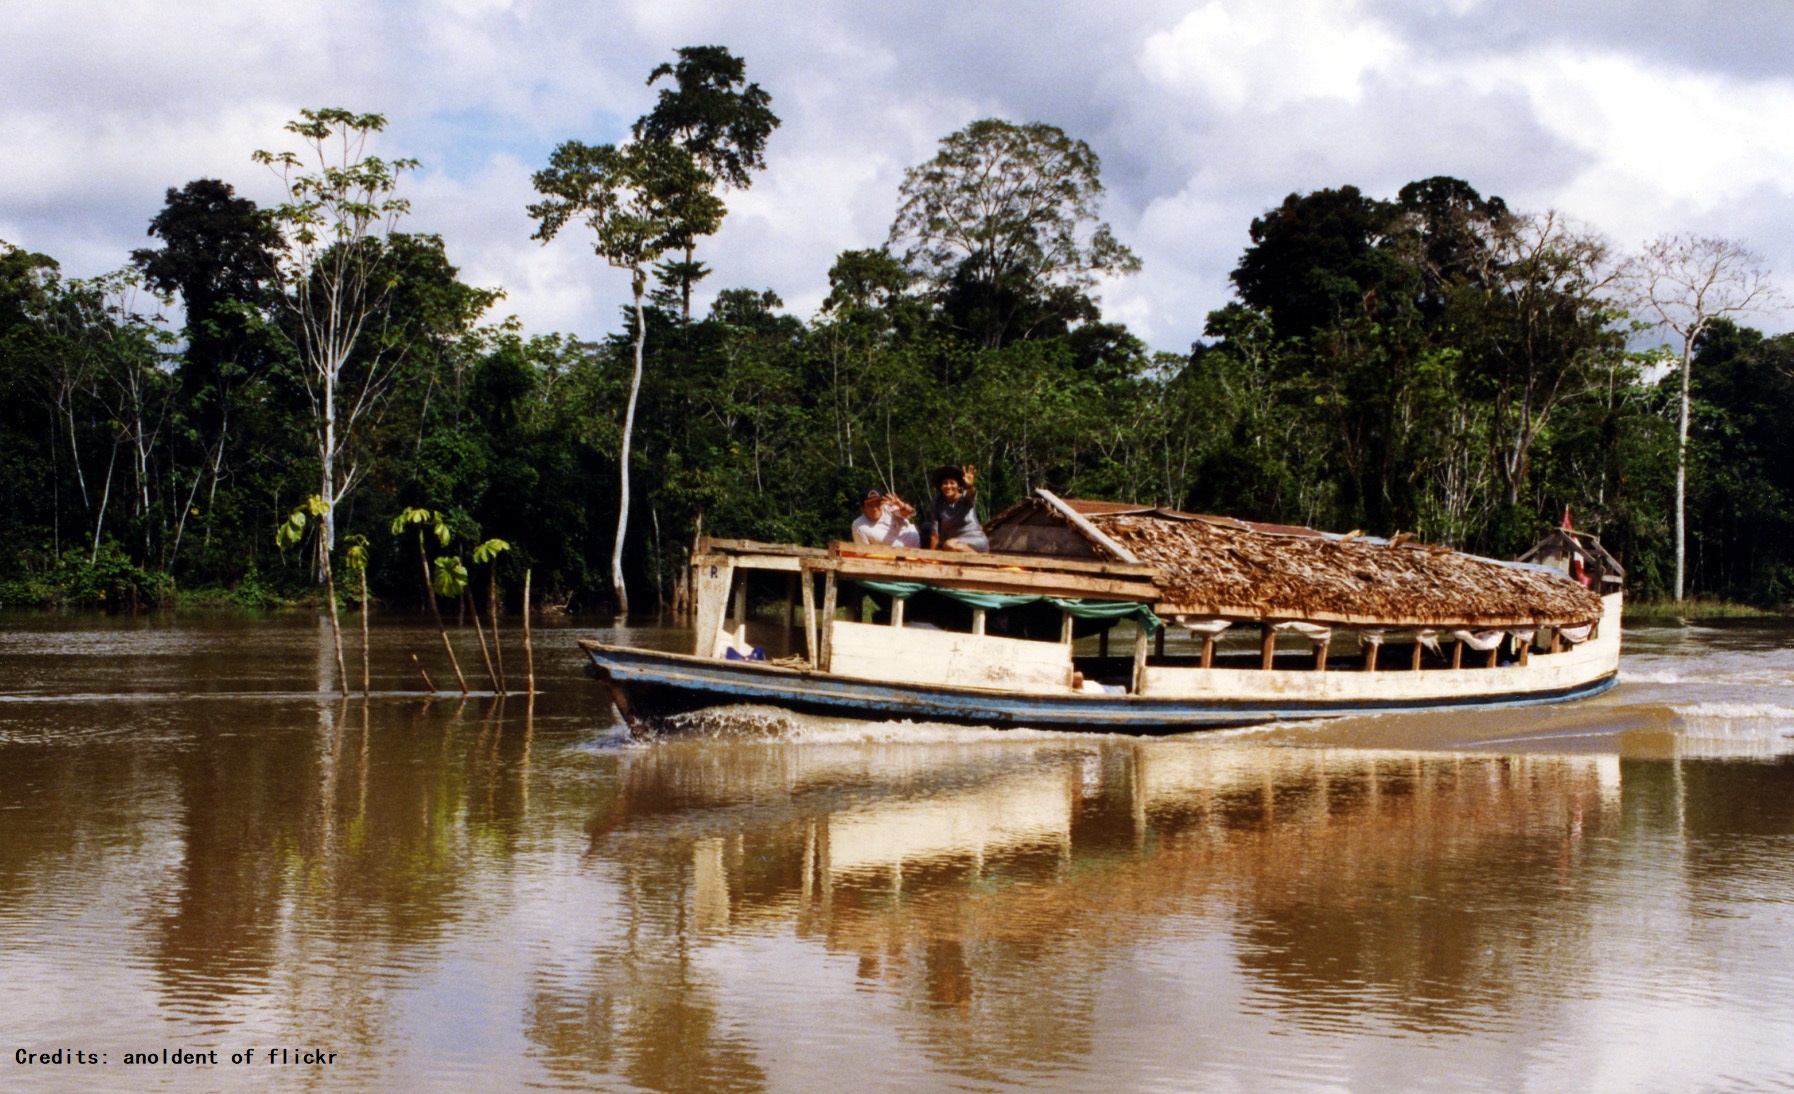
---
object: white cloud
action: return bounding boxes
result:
[5,0,1794,351]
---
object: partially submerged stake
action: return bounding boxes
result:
[411,652,436,693]
[523,568,536,695]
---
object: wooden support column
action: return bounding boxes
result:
[1132,620,1150,695]
[1452,640,1464,669]
[1364,640,1380,672]
[1314,638,1329,672]
[1200,638,1215,668]
[1410,641,1423,671]
[1260,626,1276,671]
[800,562,817,665]
[1486,645,1499,669]
[819,570,838,672]
[891,597,905,627]
[693,557,736,659]
[1060,612,1075,645]
[971,608,986,636]
[733,577,748,632]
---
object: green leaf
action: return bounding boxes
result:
[471,538,510,564]
[431,556,469,597]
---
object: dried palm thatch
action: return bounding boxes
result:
[990,498,1604,628]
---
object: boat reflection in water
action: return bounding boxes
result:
[550,722,1794,1090]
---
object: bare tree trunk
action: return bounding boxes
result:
[360,565,371,697]
[322,551,349,695]
[417,531,469,693]
[523,568,535,695]
[90,439,119,565]
[611,271,648,616]
[1675,345,1692,602]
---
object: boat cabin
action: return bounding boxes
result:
[687,490,1618,705]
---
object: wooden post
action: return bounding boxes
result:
[1410,640,1423,671]
[522,569,535,695]
[891,597,905,627]
[1260,626,1276,671]
[693,557,735,659]
[1486,645,1499,669]
[733,577,749,632]
[1060,612,1074,645]
[819,569,838,672]
[1314,638,1329,672]
[1200,637,1215,668]
[1452,640,1464,669]
[1548,630,1560,655]
[1364,640,1380,672]
[800,562,817,665]
[971,608,986,636]
[1132,620,1150,694]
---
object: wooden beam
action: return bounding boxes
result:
[1260,626,1276,671]
[822,555,1159,601]
[819,569,838,672]
[693,557,735,659]
[800,562,817,665]
[1037,488,1142,564]
[1200,637,1215,668]
[832,541,1158,578]
[1132,620,1150,694]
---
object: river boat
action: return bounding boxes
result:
[580,490,1622,735]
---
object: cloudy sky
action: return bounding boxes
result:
[5,0,1792,353]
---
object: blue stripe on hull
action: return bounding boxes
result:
[580,642,1619,736]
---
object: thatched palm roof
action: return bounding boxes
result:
[987,497,1603,628]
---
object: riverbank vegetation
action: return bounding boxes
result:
[2,46,1790,615]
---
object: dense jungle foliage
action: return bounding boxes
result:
[1,54,1790,614]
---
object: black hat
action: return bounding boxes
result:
[930,465,965,490]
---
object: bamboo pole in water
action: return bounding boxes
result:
[468,589,500,694]
[360,567,371,697]
[490,571,507,694]
[523,569,535,694]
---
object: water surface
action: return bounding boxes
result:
[2,612,1792,1092]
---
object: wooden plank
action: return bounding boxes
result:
[800,561,817,665]
[1037,488,1143,565]
[1157,600,1599,629]
[693,557,736,659]
[698,537,830,559]
[823,555,1160,601]
[820,569,838,671]
[1132,620,1150,695]
[828,620,1072,694]
[832,541,1158,578]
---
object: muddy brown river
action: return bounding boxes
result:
[2,611,1792,1092]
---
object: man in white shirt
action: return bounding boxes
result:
[850,489,921,548]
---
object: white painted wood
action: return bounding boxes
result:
[1142,592,1623,703]
[693,557,736,658]
[827,620,1074,694]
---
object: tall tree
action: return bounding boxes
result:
[253,108,418,575]
[634,45,779,322]
[888,119,1139,349]
[131,179,280,569]
[1620,235,1780,600]
[528,139,723,613]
